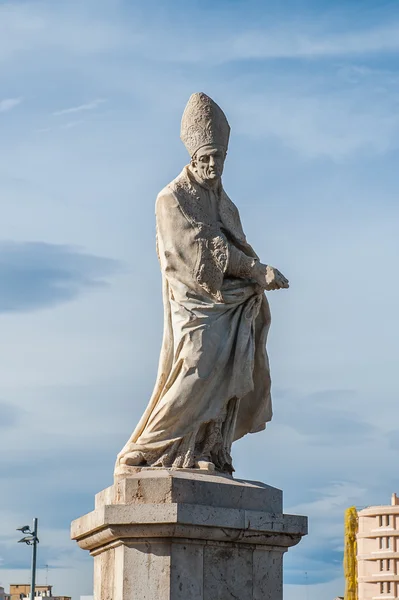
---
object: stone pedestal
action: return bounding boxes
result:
[71,470,307,600]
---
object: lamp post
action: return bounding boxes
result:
[17,518,39,600]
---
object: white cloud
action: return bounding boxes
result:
[0,97,22,113]
[53,98,106,116]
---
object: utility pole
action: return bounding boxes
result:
[30,518,38,599]
[16,518,40,600]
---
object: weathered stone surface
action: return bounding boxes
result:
[72,472,307,599]
[96,469,282,513]
[116,543,171,600]
[204,544,253,600]
[94,547,114,600]
[253,548,283,600]
[170,542,204,600]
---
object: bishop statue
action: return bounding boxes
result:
[115,92,288,480]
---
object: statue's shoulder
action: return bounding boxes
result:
[156,168,195,220]
[156,168,188,205]
[167,167,192,198]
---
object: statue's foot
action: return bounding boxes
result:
[120,451,146,467]
[195,459,215,472]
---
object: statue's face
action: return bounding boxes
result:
[191,144,226,184]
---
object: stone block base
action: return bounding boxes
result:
[71,470,307,600]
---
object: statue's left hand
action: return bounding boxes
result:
[265,265,289,291]
[252,262,289,291]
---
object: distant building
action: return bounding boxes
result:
[10,585,52,600]
[0,587,11,600]
[357,492,399,599]
[9,586,70,600]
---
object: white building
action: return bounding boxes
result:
[357,493,399,599]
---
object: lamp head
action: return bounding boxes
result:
[18,536,34,544]
[16,525,31,533]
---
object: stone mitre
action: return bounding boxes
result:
[180,92,231,157]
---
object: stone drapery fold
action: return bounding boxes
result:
[115,167,272,474]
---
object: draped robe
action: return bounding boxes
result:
[116,166,272,474]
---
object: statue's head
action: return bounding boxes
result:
[190,144,226,184]
[181,93,230,185]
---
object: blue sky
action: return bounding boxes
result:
[1,0,399,598]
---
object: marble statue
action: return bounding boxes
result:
[115,92,289,480]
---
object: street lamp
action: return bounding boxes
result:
[17,518,39,600]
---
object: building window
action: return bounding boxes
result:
[387,537,391,549]
[386,515,390,527]
[379,515,384,527]
[381,560,384,571]
[380,582,384,594]
[380,537,383,549]
[387,582,391,594]
[387,559,391,571]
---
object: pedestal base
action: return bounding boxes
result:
[71,470,307,600]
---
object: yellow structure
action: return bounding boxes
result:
[344,506,359,600]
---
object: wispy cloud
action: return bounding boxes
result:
[0,97,22,113]
[216,22,399,64]
[53,98,106,116]
[90,18,399,65]
[60,120,85,130]
[2,1,399,71]
[225,64,399,160]
[0,2,135,62]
